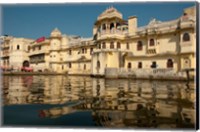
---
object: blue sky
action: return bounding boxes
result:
[1,2,196,39]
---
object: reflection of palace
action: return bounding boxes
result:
[16,77,194,128]
[0,6,196,78]
[3,76,32,104]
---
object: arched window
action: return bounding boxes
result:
[149,39,155,46]
[137,41,143,51]
[183,33,190,41]
[126,43,129,50]
[138,62,142,68]
[102,24,106,30]
[110,23,114,30]
[90,48,93,55]
[69,50,72,55]
[97,61,100,69]
[98,43,101,49]
[127,62,132,69]
[117,42,121,49]
[28,46,30,51]
[151,61,157,68]
[116,23,120,30]
[17,45,20,50]
[84,64,86,70]
[110,42,114,49]
[167,59,173,68]
[102,42,106,49]
[69,63,72,68]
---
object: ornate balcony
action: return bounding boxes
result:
[147,49,156,55]
[98,30,127,40]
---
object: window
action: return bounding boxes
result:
[69,63,72,68]
[183,33,190,41]
[102,24,106,30]
[33,47,35,51]
[167,59,173,68]
[62,65,64,70]
[84,64,86,70]
[110,42,114,49]
[17,45,20,50]
[127,62,132,69]
[28,46,30,51]
[90,48,93,55]
[138,62,142,68]
[85,48,87,53]
[150,39,155,46]
[38,46,41,50]
[97,61,100,69]
[102,42,106,49]
[98,44,101,49]
[110,23,114,30]
[126,43,129,50]
[137,41,143,51]
[151,61,157,68]
[82,48,84,54]
[69,50,72,55]
[117,42,121,49]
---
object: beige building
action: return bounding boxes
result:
[0,6,196,78]
[91,6,196,78]
[0,36,33,71]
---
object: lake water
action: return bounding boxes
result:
[2,75,196,129]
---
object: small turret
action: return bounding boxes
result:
[50,28,62,38]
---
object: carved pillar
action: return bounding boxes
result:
[114,22,117,33]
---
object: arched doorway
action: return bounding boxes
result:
[23,60,30,67]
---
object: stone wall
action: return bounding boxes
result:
[105,68,188,80]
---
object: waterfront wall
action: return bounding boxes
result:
[105,68,193,80]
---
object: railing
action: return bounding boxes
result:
[147,49,156,55]
[98,30,128,37]
[2,53,9,57]
[29,49,49,56]
[30,59,45,63]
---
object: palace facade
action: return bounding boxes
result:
[0,6,196,78]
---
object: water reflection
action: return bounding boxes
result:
[2,75,196,128]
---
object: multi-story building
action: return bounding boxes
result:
[92,6,196,78]
[0,6,196,78]
[0,36,33,71]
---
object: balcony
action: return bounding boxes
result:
[29,49,49,56]
[147,49,156,55]
[2,44,9,49]
[2,53,9,58]
[30,59,45,63]
[98,30,127,40]
[93,48,129,54]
